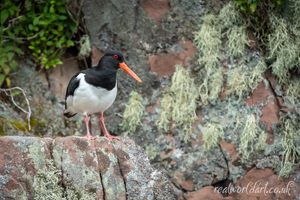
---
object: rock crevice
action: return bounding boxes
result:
[0,136,177,200]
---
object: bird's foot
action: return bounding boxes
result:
[84,135,99,140]
[104,133,120,141]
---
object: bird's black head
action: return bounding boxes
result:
[101,50,125,69]
[98,50,141,82]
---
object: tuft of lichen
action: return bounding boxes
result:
[285,78,300,106]
[157,65,197,143]
[145,145,159,161]
[77,34,91,58]
[225,26,249,57]
[121,91,144,136]
[226,59,267,100]
[256,132,268,150]
[32,159,96,200]
[202,123,224,151]
[239,115,265,162]
[194,3,250,104]
[218,1,243,28]
[267,13,300,85]
[279,118,300,178]
[32,160,64,200]
[194,14,221,74]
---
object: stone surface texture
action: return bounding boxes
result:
[2,0,300,199]
[0,136,177,200]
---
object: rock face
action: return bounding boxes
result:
[0,136,177,200]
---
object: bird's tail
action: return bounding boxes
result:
[64,110,77,118]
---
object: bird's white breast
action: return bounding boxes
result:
[66,73,117,115]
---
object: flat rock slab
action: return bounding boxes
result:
[0,136,177,200]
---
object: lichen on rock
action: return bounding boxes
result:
[157,65,197,143]
[120,91,144,136]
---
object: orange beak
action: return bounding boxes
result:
[119,62,142,82]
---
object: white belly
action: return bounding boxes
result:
[67,73,117,115]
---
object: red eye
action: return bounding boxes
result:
[113,55,118,59]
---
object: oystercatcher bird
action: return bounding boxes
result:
[64,50,141,140]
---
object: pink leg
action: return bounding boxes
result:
[100,112,120,141]
[84,115,98,140]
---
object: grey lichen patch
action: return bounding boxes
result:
[145,145,159,162]
[32,160,64,199]
[102,168,126,200]
[222,149,246,183]
[186,145,227,190]
[32,159,96,200]
[61,149,103,196]
[256,155,281,173]
[115,137,155,199]
[28,139,47,170]
[120,91,144,136]
[11,188,27,200]
[0,160,12,190]
[157,65,197,143]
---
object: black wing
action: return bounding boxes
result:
[64,72,81,118]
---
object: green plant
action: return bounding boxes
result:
[0,0,76,86]
[236,0,284,33]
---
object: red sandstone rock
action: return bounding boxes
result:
[174,171,195,191]
[0,137,53,199]
[184,186,233,200]
[141,0,170,26]
[0,136,176,199]
[246,81,280,131]
[229,168,300,200]
[91,46,108,66]
[148,40,197,78]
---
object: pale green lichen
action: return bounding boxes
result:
[28,140,46,170]
[33,159,96,200]
[194,14,221,104]
[194,14,221,74]
[11,188,27,200]
[225,26,249,57]
[199,67,223,104]
[202,123,224,151]
[77,34,91,58]
[226,59,267,100]
[279,118,300,178]
[218,2,248,57]
[256,132,268,150]
[218,1,243,28]
[32,160,64,200]
[239,115,266,162]
[267,13,300,85]
[121,91,144,136]
[195,3,250,104]
[157,65,197,143]
[145,145,159,161]
[285,78,300,106]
